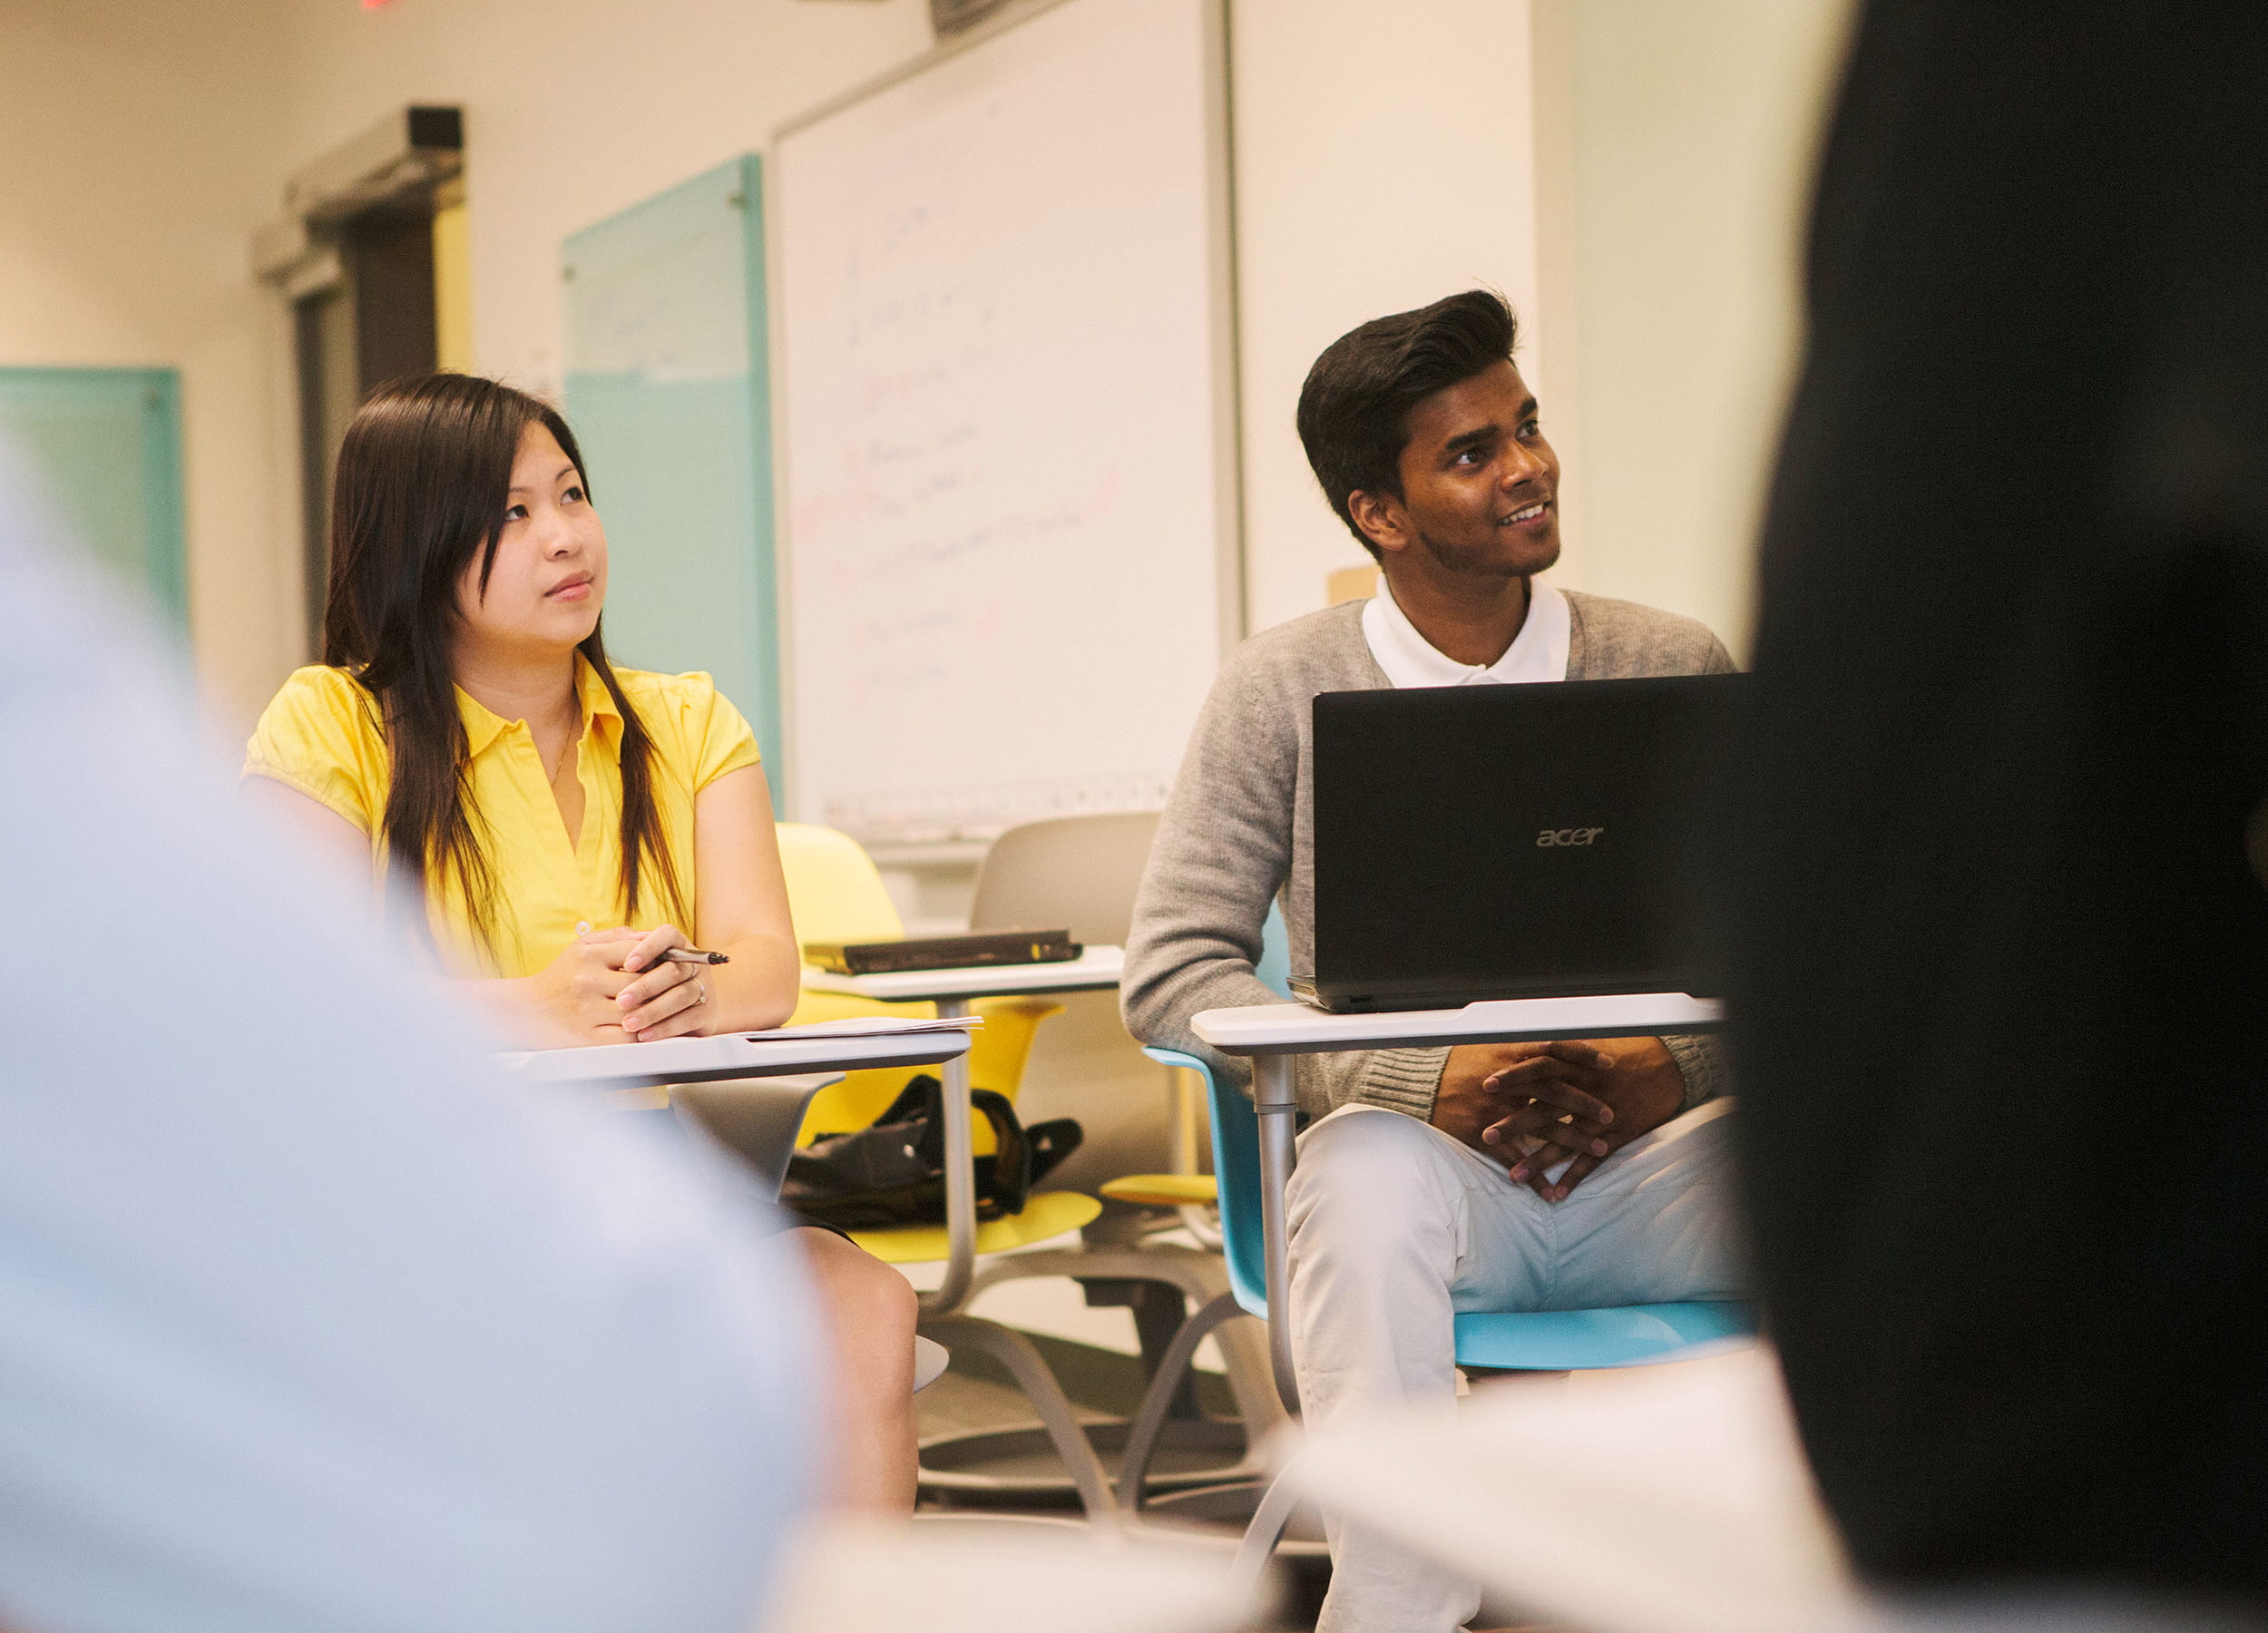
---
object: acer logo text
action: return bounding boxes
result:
[1536,826,1605,848]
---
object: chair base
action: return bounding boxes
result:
[957,1240,1291,1447]
[919,1417,1261,1504]
[1135,1478,1331,1560]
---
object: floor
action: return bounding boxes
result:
[904,1242,1551,1631]
[914,1325,1334,1632]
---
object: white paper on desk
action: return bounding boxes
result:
[735,1014,985,1040]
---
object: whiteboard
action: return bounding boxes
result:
[772,0,1239,842]
[564,155,783,808]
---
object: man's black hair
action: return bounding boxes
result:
[1295,289,1520,559]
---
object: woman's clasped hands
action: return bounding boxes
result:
[522,924,713,1045]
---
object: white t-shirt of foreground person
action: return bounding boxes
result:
[0,466,817,1631]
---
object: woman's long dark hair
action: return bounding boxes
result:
[323,374,685,961]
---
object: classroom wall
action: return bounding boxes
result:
[267,0,933,406]
[275,0,1565,652]
[1230,0,1551,635]
[1532,0,1854,659]
[1227,0,1851,650]
[2,0,1847,710]
[0,0,1853,1188]
[3,0,938,729]
[0,0,298,721]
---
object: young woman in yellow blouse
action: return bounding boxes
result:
[243,374,916,1512]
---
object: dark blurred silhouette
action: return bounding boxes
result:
[1722,1,2268,1606]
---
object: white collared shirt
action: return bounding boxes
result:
[1362,577,1571,689]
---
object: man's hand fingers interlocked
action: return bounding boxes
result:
[1479,1062,1612,1128]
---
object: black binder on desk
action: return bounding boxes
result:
[804,928,1081,977]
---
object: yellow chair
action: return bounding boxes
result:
[931,815,1285,1514]
[1099,1173,1218,1209]
[777,823,1134,1517]
[773,824,1100,1262]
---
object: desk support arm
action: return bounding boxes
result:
[922,996,978,1315]
[1254,1052,1302,1415]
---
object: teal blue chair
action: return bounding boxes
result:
[1140,1042,1756,1364]
[1119,905,1756,1579]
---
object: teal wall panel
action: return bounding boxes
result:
[563,155,781,807]
[0,367,187,626]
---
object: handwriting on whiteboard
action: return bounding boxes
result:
[777,0,1228,839]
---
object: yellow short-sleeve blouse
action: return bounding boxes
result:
[243,659,762,978]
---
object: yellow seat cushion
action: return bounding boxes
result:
[847,1189,1102,1265]
[773,822,1067,1178]
[1097,1173,1218,1208]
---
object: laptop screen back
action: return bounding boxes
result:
[1308,675,1742,1010]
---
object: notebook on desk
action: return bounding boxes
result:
[1296,675,1745,1013]
[803,929,1081,976]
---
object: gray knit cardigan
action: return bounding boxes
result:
[1120,589,1737,1120]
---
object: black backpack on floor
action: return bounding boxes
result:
[780,1074,1081,1231]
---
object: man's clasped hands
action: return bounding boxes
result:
[1428,1037,1687,1201]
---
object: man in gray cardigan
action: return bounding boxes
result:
[1124,291,1749,1633]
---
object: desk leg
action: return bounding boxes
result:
[1253,1052,1302,1416]
[923,996,978,1317]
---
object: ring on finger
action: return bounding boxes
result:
[692,980,709,1007]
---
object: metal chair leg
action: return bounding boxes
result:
[919,1312,1121,1536]
[922,998,981,1316]
[1116,1291,1247,1514]
[1228,1466,1306,1602]
[959,1240,1286,1450]
[1253,1054,1303,1414]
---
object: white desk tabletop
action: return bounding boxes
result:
[1190,992,1723,1055]
[495,1027,973,1089]
[801,944,1125,1003]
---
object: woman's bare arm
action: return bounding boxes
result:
[685,766,802,1031]
[608,767,801,1039]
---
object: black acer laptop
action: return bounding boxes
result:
[1294,675,1745,1012]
